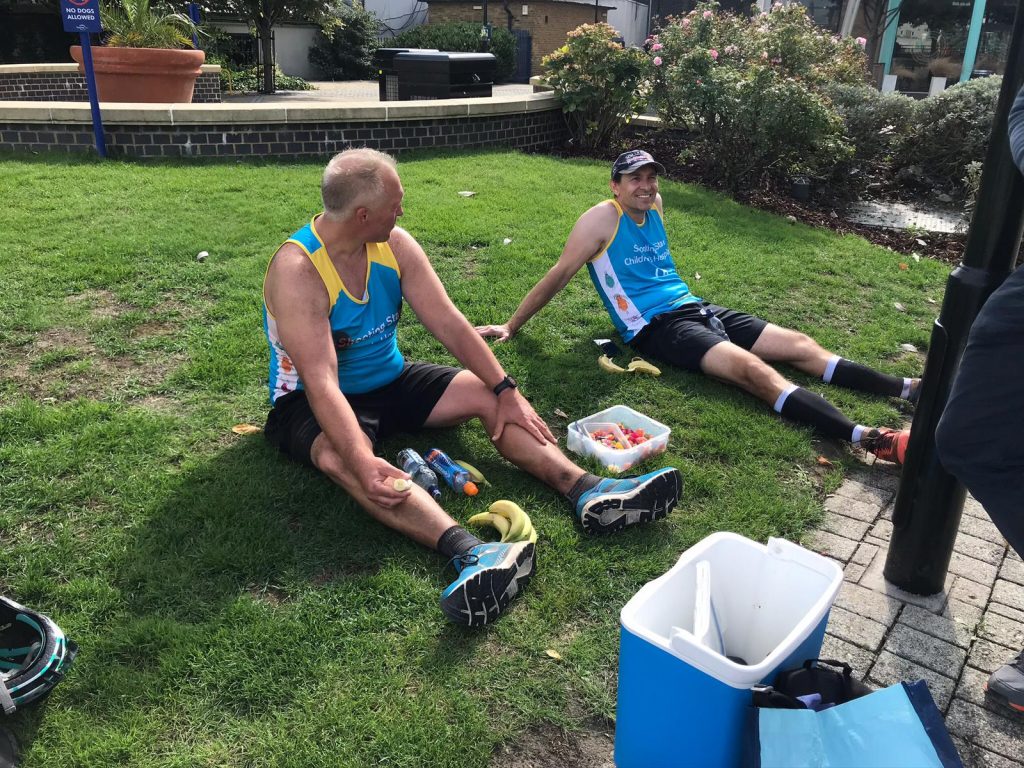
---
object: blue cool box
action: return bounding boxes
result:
[614,533,843,768]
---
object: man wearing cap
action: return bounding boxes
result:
[477,149,918,464]
[262,148,683,627]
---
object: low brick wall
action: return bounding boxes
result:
[0,64,222,103]
[0,95,569,159]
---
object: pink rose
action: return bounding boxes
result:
[855,36,867,47]
[760,51,768,60]
[696,79,703,85]
[724,44,738,55]
[702,10,713,19]
[653,56,663,66]
[709,48,718,60]
[651,43,663,51]
[682,18,690,27]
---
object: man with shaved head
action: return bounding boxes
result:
[261,149,682,626]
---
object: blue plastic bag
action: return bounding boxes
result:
[745,681,963,767]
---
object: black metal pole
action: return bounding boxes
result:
[884,1,1024,594]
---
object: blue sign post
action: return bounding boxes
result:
[60,0,106,158]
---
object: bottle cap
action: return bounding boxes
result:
[464,482,479,496]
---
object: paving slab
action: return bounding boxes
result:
[857,547,952,612]
[958,514,1009,545]
[992,579,1024,610]
[832,477,895,507]
[968,638,1020,675]
[951,735,1023,768]
[955,532,1008,567]
[883,623,968,676]
[805,529,858,561]
[868,649,956,710]
[949,575,995,610]
[834,581,903,626]
[901,603,977,649]
[820,632,877,677]
[1000,556,1024,586]
[846,199,967,233]
[820,510,871,541]
[978,611,1024,651]
[948,550,1001,586]
[824,604,888,651]
[955,664,1024,720]
[822,494,882,523]
[988,601,1024,624]
[946,698,1024,762]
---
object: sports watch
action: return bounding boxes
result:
[493,375,518,397]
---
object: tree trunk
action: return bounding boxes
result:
[258,20,275,94]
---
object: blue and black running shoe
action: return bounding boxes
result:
[575,468,683,535]
[441,541,535,627]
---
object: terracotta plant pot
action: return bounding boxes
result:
[70,45,205,103]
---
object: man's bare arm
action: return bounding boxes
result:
[265,246,409,506]
[392,228,555,445]
[475,202,617,341]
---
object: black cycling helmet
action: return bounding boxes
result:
[0,596,77,715]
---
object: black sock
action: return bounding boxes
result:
[565,473,602,507]
[823,356,910,398]
[437,526,484,559]
[774,386,857,442]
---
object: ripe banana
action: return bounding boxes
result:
[456,460,490,486]
[489,499,532,542]
[467,511,510,540]
[598,355,626,374]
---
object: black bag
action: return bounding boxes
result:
[752,658,872,710]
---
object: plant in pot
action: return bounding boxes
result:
[70,0,205,103]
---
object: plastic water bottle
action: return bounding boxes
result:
[424,448,479,496]
[396,449,442,501]
[699,307,730,341]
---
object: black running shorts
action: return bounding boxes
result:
[629,302,768,371]
[264,362,460,466]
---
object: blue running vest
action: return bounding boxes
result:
[263,217,405,403]
[586,200,701,342]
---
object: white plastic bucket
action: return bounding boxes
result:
[614,532,843,768]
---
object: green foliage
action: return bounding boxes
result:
[100,0,200,49]
[827,83,919,166]
[220,63,313,92]
[308,2,381,80]
[649,2,867,190]
[542,23,650,153]
[391,21,517,82]
[907,75,1002,190]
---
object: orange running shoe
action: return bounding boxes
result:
[864,428,910,465]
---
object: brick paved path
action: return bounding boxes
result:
[809,465,1024,767]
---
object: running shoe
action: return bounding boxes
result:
[440,541,535,627]
[575,467,683,535]
[986,649,1024,714]
[864,428,910,466]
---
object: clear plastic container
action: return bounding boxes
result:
[566,404,671,473]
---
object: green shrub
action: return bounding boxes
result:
[650,2,863,190]
[907,75,1002,190]
[542,22,650,153]
[390,22,517,82]
[309,3,381,80]
[220,64,313,94]
[827,83,919,166]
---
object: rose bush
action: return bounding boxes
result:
[648,2,868,190]
[542,23,651,152]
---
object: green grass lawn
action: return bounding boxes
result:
[0,149,947,767]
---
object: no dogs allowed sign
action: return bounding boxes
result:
[61,0,102,33]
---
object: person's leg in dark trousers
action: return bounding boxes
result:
[936,264,1024,713]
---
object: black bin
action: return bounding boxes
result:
[394,52,496,100]
[373,48,439,101]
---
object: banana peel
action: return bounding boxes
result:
[627,357,661,376]
[598,355,626,374]
[456,460,491,487]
